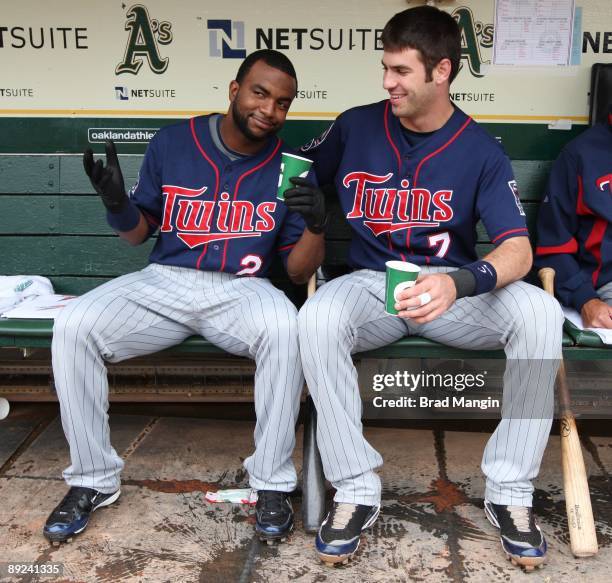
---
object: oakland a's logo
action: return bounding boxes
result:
[453,7,493,79]
[116,5,173,75]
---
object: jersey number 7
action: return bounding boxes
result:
[428,232,450,258]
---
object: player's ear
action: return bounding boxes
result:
[229,80,239,103]
[433,58,452,85]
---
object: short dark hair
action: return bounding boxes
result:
[381,6,461,84]
[235,49,298,89]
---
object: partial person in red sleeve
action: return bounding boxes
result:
[536,102,612,329]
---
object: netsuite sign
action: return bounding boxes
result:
[206,9,494,78]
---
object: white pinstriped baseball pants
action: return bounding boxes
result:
[52,263,303,494]
[298,267,564,507]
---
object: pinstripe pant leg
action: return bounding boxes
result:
[191,274,304,492]
[52,265,197,493]
[298,270,408,506]
[412,279,564,506]
[598,281,612,304]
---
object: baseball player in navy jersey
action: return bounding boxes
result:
[43,50,326,545]
[298,6,563,569]
[536,104,612,328]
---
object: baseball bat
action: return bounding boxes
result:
[538,267,598,557]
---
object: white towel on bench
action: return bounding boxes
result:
[0,275,54,313]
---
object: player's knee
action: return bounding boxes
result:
[260,303,299,344]
[547,293,564,327]
[298,296,351,344]
[52,306,84,346]
[510,286,564,355]
[297,298,316,339]
[529,287,564,330]
[52,302,103,353]
[509,286,561,327]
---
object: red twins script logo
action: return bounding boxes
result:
[160,185,276,248]
[343,172,454,235]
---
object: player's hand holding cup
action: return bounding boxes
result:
[83,140,129,214]
[280,153,326,234]
[385,261,421,315]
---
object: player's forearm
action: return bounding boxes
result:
[116,212,149,246]
[286,230,325,284]
[483,236,532,288]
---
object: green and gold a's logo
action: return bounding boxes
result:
[116,4,173,75]
[453,7,493,78]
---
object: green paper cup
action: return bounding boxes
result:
[277,152,313,200]
[385,260,420,315]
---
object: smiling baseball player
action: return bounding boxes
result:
[298,6,563,569]
[43,50,325,545]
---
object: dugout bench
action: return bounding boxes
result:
[0,152,609,532]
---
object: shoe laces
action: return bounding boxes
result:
[330,503,357,529]
[258,490,286,514]
[55,487,91,516]
[507,506,531,532]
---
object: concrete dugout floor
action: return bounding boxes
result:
[1,403,611,583]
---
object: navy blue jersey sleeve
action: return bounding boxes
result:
[128,133,165,239]
[275,168,317,267]
[300,117,344,186]
[276,211,306,266]
[476,149,529,246]
[535,149,598,311]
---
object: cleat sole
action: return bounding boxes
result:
[260,535,289,545]
[318,540,359,566]
[256,522,293,545]
[319,553,353,567]
[317,534,362,566]
[506,553,545,571]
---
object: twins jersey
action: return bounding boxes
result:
[536,119,612,310]
[302,101,528,270]
[130,115,306,277]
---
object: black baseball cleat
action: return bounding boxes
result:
[43,486,120,545]
[316,502,380,566]
[484,500,547,571]
[255,490,294,544]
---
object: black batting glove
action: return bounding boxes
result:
[83,140,129,214]
[283,177,327,234]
